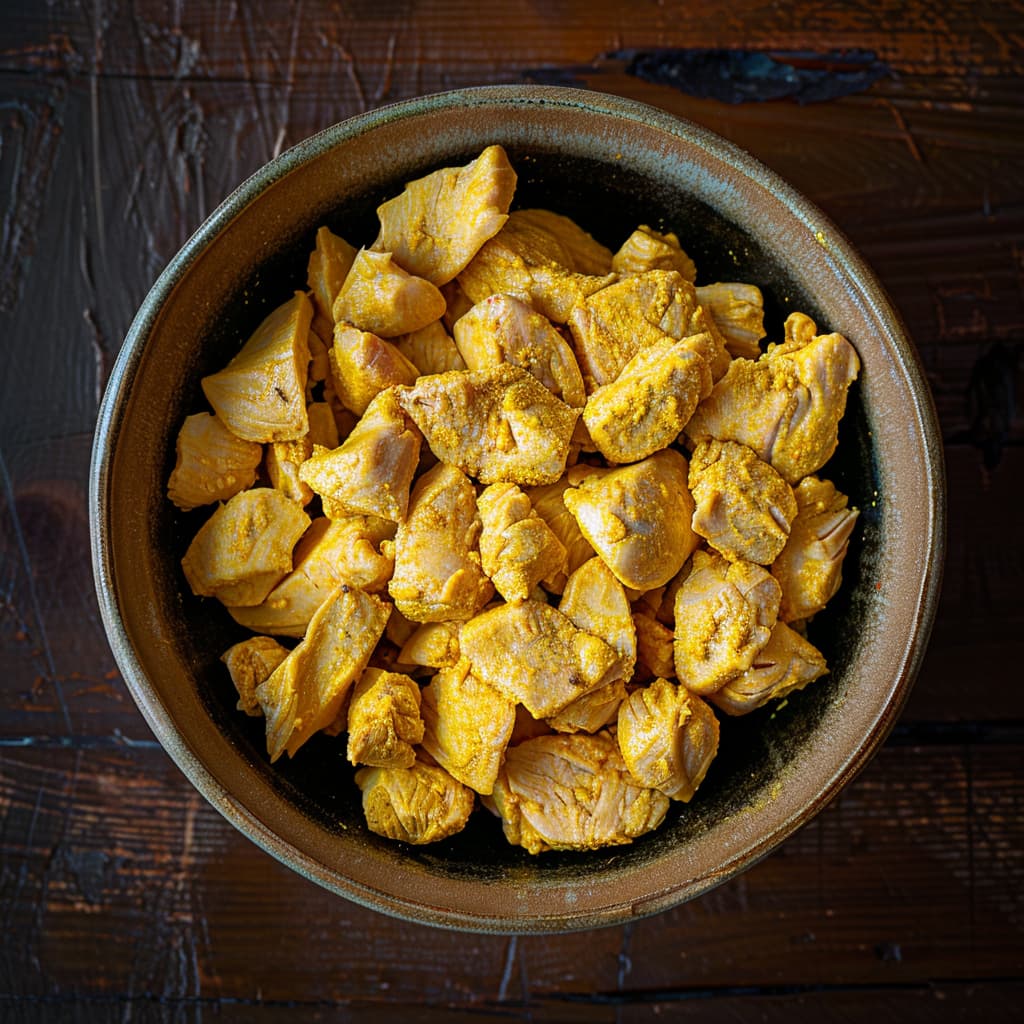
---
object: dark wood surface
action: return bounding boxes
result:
[2,1,1022,1020]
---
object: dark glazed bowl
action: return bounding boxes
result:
[90,86,945,933]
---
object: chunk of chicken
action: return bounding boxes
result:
[632,612,676,680]
[685,312,861,484]
[460,600,621,718]
[346,668,424,768]
[181,488,310,606]
[202,291,312,442]
[689,439,798,565]
[167,412,262,511]
[306,401,340,449]
[221,636,289,717]
[490,732,669,854]
[355,761,475,845]
[393,319,467,376]
[546,678,627,734]
[509,208,614,275]
[255,583,391,761]
[453,293,586,408]
[420,659,516,794]
[395,364,580,486]
[617,678,719,802]
[477,482,567,602]
[307,225,357,322]
[332,249,446,338]
[612,225,697,283]
[299,388,421,523]
[265,435,314,506]
[709,621,828,716]
[397,620,461,669]
[771,476,859,622]
[329,323,420,416]
[562,449,698,590]
[441,277,474,332]
[306,326,331,386]
[672,550,781,695]
[525,478,595,592]
[696,282,765,360]
[373,145,517,285]
[389,463,493,622]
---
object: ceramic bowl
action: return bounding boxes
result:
[90,86,945,933]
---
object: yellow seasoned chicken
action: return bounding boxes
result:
[255,583,391,761]
[611,224,697,282]
[546,678,627,735]
[686,312,861,484]
[393,319,467,377]
[202,291,312,443]
[689,439,798,565]
[617,678,719,802]
[355,761,475,845]
[562,450,698,590]
[696,282,765,360]
[388,463,493,622]
[167,412,262,511]
[771,476,859,622]
[672,550,781,695]
[265,434,314,506]
[510,208,614,274]
[395,364,580,486]
[307,225,357,323]
[346,668,424,768]
[420,658,516,795]
[373,145,517,285]
[489,732,669,854]
[181,488,311,607]
[524,478,595,592]
[397,620,461,669]
[221,635,289,717]
[329,324,419,416]
[460,600,620,718]
[632,612,676,681]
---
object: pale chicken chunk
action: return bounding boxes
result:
[632,612,676,681]
[562,450,698,590]
[509,208,614,275]
[612,225,697,282]
[393,319,467,376]
[255,583,390,761]
[396,364,580,486]
[299,388,421,523]
[332,249,446,338]
[265,434,314,506]
[460,600,621,718]
[453,293,586,408]
[477,482,567,602]
[306,401,340,449]
[373,145,517,285]
[673,550,781,695]
[329,323,419,415]
[420,659,516,794]
[202,291,312,442]
[307,225,357,322]
[490,732,669,854]
[167,412,262,511]
[397,620,461,669]
[525,478,595,592]
[389,463,493,622]
[355,761,474,845]
[686,312,861,484]
[696,282,765,360]
[709,621,828,716]
[346,668,424,768]
[546,678,627,734]
[221,636,289,717]
[181,488,310,606]
[689,439,798,565]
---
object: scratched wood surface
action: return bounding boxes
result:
[1,1,1022,1020]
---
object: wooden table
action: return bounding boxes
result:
[2,2,1022,1019]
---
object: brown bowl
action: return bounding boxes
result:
[90,85,944,932]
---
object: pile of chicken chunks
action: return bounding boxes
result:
[169,146,861,853]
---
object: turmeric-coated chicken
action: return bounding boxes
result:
[632,612,676,681]
[397,619,462,669]
[329,323,419,416]
[221,635,289,717]
[611,224,697,282]
[524,478,595,592]
[393,319,467,377]
[510,208,614,275]
[167,412,262,511]
[696,282,765,360]
[346,668,424,768]
[307,225,357,323]
[546,678,627,734]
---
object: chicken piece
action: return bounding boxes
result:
[307,225,357,322]
[397,620,461,669]
[346,668,424,768]
[562,450,698,590]
[180,488,310,606]
[394,319,467,376]
[617,678,719,802]
[510,209,614,275]
[355,761,475,845]
[582,339,707,463]
[460,600,620,718]
[689,439,798,565]
[389,463,493,622]
[509,704,553,745]
[329,323,419,416]
[306,401,340,449]
[255,583,391,761]
[696,282,765,360]
[632,612,676,680]
[490,732,669,854]
[685,313,861,484]
[453,294,587,408]
[420,659,516,794]
[265,434,314,506]
[306,326,331,387]
[525,478,595,592]
[441,278,474,332]
[477,482,567,602]
[227,514,395,637]
[672,550,781,695]
[221,636,289,717]
[546,678,627,734]
[202,291,312,443]
[299,388,421,523]
[611,224,697,282]
[332,249,446,338]
[395,364,580,486]
[709,621,828,716]
[167,412,262,511]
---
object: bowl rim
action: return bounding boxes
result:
[89,84,946,933]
